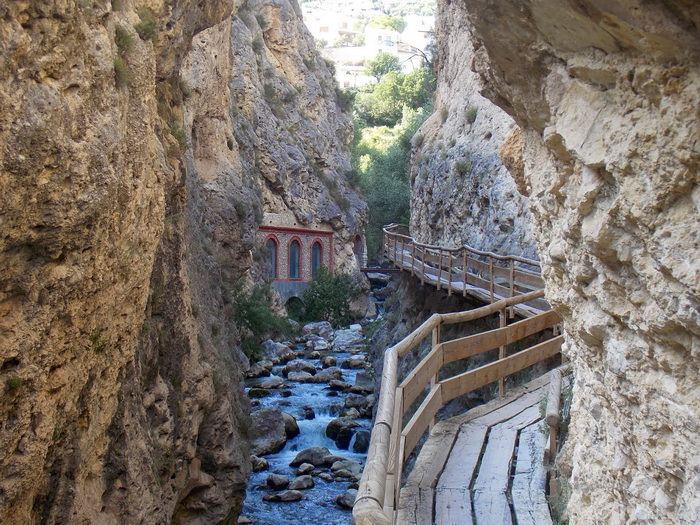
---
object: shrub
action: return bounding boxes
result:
[252,36,264,53]
[413,133,424,148]
[6,377,26,389]
[113,59,129,87]
[440,107,448,123]
[335,87,355,113]
[466,107,478,124]
[255,14,269,29]
[301,266,361,326]
[230,281,292,360]
[134,11,158,41]
[226,138,234,150]
[115,26,133,53]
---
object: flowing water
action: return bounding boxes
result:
[241,346,371,525]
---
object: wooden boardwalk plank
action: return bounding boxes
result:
[434,423,488,525]
[512,422,552,525]
[472,404,543,525]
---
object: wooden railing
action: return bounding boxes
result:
[382,224,549,314]
[353,291,563,525]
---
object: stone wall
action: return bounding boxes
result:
[448,1,700,523]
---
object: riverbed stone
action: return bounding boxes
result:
[344,393,369,411]
[245,362,271,379]
[261,339,296,364]
[329,379,351,391]
[340,356,367,370]
[308,350,321,359]
[250,455,269,472]
[248,388,271,399]
[336,489,358,509]
[309,367,342,383]
[280,390,293,398]
[282,359,317,376]
[266,474,289,490]
[258,376,284,389]
[281,411,300,439]
[352,430,371,454]
[318,472,334,482]
[263,490,303,502]
[288,475,315,490]
[250,408,288,456]
[289,446,331,467]
[302,321,334,340]
[332,329,365,351]
[296,463,315,475]
[326,417,360,449]
[350,371,374,394]
[301,406,315,420]
[321,355,337,368]
[340,407,360,419]
[331,459,363,479]
[287,371,314,382]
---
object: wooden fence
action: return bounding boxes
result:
[353,291,563,525]
[382,224,549,315]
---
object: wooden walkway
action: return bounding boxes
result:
[353,235,566,525]
[397,375,552,525]
[382,224,550,318]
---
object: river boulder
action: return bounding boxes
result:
[245,362,271,379]
[289,447,331,467]
[332,328,365,351]
[308,366,342,383]
[302,321,334,340]
[288,475,315,490]
[258,376,284,389]
[263,490,303,502]
[266,474,289,490]
[250,408,288,456]
[340,356,367,369]
[282,359,317,376]
[326,417,360,449]
[336,489,358,509]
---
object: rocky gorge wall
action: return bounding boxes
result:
[409,0,538,258]
[440,1,699,523]
[0,0,364,523]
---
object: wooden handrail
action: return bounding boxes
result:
[381,225,545,310]
[353,291,563,525]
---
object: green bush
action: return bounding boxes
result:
[6,377,26,389]
[230,281,292,360]
[113,59,129,87]
[115,26,133,53]
[466,107,478,124]
[134,11,158,41]
[301,266,361,326]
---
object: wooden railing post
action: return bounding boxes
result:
[488,255,495,303]
[447,251,453,296]
[462,249,467,297]
[437,249,443,291]
[509,259,515,319]
[411,241,416,276]
[420,246,426,285]
[498,306,507,396]
[430,324,441,429]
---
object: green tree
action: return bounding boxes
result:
[365,52,402,82]
[302,267,361,326]
[369,15,407,33]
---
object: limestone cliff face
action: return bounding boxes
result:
[409,0,537,258]
[0,0,362,523]
[443,1,699,523]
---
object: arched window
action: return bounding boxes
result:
[265,237,278,279]
[289,239,301,279]
[311,241,323,278]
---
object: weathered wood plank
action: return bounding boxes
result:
[434,423,488,525]
[472,405,542,525]
[441,310,562,367]
[400,347,444,409]
[402,384,443,458]
[512,422,553,525]
[441,336,563,403]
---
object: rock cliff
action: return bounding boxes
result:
[443,1,698,523]
[409,0,537,258]
[0,0,364,523]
